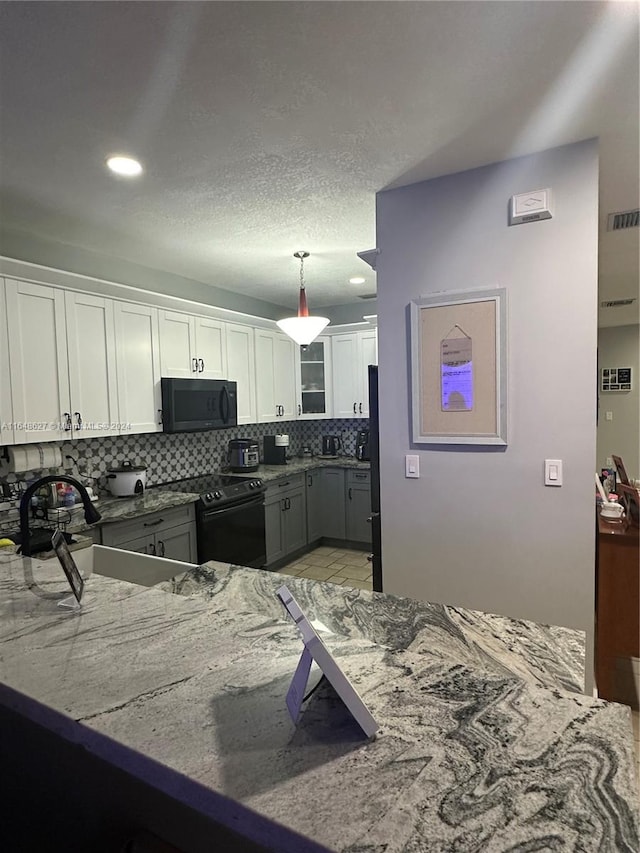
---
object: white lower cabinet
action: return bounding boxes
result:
[265,475,307,566]
[114,301,163,434]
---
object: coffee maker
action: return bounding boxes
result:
[263,434,289,465]
[355,429,370,461]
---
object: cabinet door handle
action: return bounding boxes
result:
[74,411,83,430]
[353,403,357,414]
[367,516,372,523]
[308,474,312,487]
[348,487,353,500]
[198,358,205,373]
[298,404,301,416]
[286,497,291,510]
[281,499,286,512]
[367,554,373,563]
[157,409,163,425]
[148,542,156,555]
[192,358,198,373]
[143,518,164,528]
[63,412,72,431]
[158,540,165,557]
[359,402,363,414]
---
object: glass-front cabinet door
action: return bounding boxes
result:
[296,337,332,418]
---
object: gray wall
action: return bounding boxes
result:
[0,229,287,321]
[597,324,639,477]
[376,139,598,691]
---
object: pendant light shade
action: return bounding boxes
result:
[276,251,329,346]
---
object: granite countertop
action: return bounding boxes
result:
[1,559,637,852]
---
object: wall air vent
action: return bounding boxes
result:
[600,298,636,308]
[607,209,639,231]
[357,293,377,300]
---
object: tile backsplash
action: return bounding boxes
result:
[1,419,368,493]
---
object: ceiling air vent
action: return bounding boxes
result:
[600,298,636,308]
[358,293,377,300]
[607,209,639,231]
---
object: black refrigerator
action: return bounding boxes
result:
[368,365,382,591]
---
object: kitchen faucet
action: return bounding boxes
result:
[19,475,102,557]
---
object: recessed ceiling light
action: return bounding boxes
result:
[106,155,143,177]
[349,276,365,285]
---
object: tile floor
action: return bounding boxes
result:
[276,545,373,590]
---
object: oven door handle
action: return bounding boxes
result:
[200,496,264,519]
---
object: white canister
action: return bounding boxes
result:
[105,461,147,497]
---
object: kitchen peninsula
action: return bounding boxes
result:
[1,558,638,853]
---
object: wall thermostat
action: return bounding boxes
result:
[509,188,553,225]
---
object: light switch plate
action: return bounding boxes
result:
[405,455,419,478]
[544,459,563,486]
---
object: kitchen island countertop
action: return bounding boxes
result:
[1,558,638,852]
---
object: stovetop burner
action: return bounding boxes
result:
[154,472,264,509]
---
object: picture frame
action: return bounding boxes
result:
[410,287,507,446]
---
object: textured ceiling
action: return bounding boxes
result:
[0,1,638,319]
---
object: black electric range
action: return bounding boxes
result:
[156,473,266,567]
[156,473,265,509]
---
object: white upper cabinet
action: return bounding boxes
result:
[159,310,226,379]
[226,322,256,425]
[5,279,74,443]
[331,329,377,418]
[254,329,297,422]
[64,291,120,438]
[114,301,162,434]
[0,280,14,445]
[295,336,333,419]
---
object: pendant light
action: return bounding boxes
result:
[276,251,329,346]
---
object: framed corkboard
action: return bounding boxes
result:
[410,287,507,445]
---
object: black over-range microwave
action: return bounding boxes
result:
[160,378,238,433]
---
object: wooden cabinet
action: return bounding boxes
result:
[5,280,120,442]
[265,475,307,565]
[255,329,297,422]
[114,301,162,435]
[346,469,372,544]
[101,503,197,571]
[331,329,377,418]
[226,322,257,425]
[295,337,332,419]
[595,515,639,708]
[159,310,227,379]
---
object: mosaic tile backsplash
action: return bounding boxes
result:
[1,419,368,493]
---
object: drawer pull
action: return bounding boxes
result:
[143,518,164,528]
